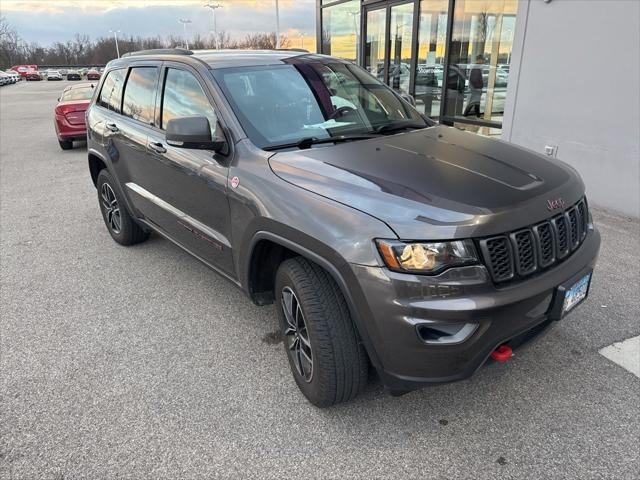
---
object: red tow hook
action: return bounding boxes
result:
[491,344,513,362]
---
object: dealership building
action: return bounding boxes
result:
[316,0,639,217]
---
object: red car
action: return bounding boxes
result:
[54,83,95,150]
[25,70,42,81]
[86,69,101,80]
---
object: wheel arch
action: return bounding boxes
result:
[245,230,383,370]
[87,148,140,225]
[88,149,108,187]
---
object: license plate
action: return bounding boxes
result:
[562,273,591,315]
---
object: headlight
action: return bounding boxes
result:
[376,239,478,274]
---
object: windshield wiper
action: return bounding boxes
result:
[264,134,379,151]
[374,121,428,135]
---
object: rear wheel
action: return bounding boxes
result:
[58,139,73,150]
[275,257,368,407]
[96,169,149,246]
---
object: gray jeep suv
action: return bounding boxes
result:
[86,49,600,407]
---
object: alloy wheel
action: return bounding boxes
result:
[100,182,122,234]
[281,286,313,382]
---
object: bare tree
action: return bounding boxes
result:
[239,32,290,50]
[0,16,14,39]
[0,22,294,69]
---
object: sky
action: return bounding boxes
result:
[0,0,317,50]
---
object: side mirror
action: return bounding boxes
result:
[166,115,227,152]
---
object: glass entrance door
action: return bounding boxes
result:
[364,7,387,84]
[388,3,415,94]
[364,2,415,95]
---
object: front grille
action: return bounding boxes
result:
[478,197,589,284]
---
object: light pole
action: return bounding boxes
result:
[275,0,280,49]
[178,19,192,50]
[109,29,120,58]
[204,2,223,49]
[299,32,306,50]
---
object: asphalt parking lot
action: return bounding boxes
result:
[1,80,639,479]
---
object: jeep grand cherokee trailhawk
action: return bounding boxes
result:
[86,49,600,407]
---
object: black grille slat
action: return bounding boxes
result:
[577,200,588,240]
[533,221,555,268]
[511,230,537,275]
[567,207,580,249]
[479,197,589,284]
[552,214,570,259]
[479,236,514,282]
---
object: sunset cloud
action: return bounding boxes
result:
[1,0,316,47]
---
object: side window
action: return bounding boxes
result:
[98,69,126,113]
[161,68,217,137]
[122,67,159,124]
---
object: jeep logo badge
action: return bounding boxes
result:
[547,198,565,211]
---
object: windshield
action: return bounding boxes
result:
[61,87,94,101]
[212,61,429,149]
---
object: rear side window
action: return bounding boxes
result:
[122,67,159,124]
[161,68,217,136]
[98,69,126,113]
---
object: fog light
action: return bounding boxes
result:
[416,322,478,345]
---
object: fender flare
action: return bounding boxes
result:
[88,147,139,221]
[246,230,383,370]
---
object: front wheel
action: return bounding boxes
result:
[275,257,368,407]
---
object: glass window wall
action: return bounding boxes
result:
[319,0,518,130]
[414,0,449,118]
[444,0,517,124]
[364,8,387,82]
[321,0,361,63]
[388,3,415,94]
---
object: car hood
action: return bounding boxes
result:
[268,125,585,240]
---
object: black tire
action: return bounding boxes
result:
[275,257,368,407]
[96,169,149,246]
[58,139,73,150]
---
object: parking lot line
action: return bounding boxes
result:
[599,335,640,378]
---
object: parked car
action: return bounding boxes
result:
[66,70,81,80]
[59,68,68,76]
[86,49,600,407]
[6,70,21,82]
[0,71,10,86]
[46,69,63,81]
[86,69,101,80]
[25,70,42,81]
[54,83,95,150]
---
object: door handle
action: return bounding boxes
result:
[106,122,119,132]
[149,142,167,154]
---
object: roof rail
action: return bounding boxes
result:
[121,48,193,58]
[275,48,309,53]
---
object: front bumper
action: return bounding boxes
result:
[350,227,601,391]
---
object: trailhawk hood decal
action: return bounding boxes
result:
[269,126,584,240]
